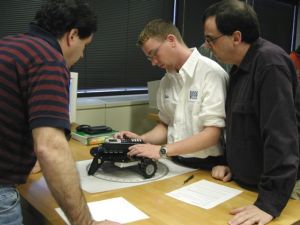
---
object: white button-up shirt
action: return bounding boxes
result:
[157,48,228,158]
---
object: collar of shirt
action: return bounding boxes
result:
[27,23,63,54]
[166,48,200,83]
[179,48,200,80]
[230,38,264,80]
[237,37,264,74]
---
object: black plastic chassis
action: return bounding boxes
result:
[88,145,157,179]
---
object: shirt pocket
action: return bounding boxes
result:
[230,102,259,140]
[187,99,201,114]
[164,98,177,114]
[185,100,202,131]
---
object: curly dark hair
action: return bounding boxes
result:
[33,0,97,39]
[202,0,260,44]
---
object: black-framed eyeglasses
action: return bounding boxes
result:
[205,34,224,44]
[146,42,164,61]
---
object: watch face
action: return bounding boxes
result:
[160,148,166,155]
[160,147,167,158]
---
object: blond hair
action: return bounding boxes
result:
[137,19,183,47]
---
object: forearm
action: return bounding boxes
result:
[33,127,92,225]
[141,122,168,145]
[256,67,299,217]
[166,126,221,156]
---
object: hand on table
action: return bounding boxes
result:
[211,165,232,182]
[228,205,273,225]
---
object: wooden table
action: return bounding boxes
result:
[18,139,300,225]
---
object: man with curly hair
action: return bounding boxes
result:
[0,0,120,224]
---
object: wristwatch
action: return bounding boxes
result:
[159,146,168,159]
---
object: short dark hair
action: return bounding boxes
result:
[202,0,260,44]
[33,0,97,39]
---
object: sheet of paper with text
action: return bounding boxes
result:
[166,179,242,209]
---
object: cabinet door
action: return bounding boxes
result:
[76,108,106,126]
[105,104,156,133]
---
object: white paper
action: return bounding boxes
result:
[77,159,196,193]
[166,179,242,209]
[55,197,149,224]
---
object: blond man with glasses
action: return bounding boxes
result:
[115,19,228,170]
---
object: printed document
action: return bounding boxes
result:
[166,179,242,209]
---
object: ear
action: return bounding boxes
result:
[232,31,242,45]
[66,28,79,47]
[166,34,176,47]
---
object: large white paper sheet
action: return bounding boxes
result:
[77,159,196,193]
[55,197,149,224]
[166,179,242,209]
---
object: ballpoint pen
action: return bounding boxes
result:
[183,174,194,184]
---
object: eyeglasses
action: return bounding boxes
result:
[205,34,224,45]
[146,42,164,61]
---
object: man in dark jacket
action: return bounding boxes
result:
[202,0,300,225]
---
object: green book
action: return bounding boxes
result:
[71,130,117,145]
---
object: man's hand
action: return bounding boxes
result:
[228,205,273,225]
[114,131,141,140]
[128,143,161,159]
[30,160,41,174]
[33,127,122,225]
[211,165,232,182]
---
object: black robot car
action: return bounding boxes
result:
[88,138,157,179]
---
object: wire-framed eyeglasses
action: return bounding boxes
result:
[205,34,224,45]
[146,42,164,61]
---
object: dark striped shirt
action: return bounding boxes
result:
[0,24,70,184]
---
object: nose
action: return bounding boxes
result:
[151,58,158,66]
[204,42,211,49]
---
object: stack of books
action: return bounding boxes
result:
[71,130,117,145]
